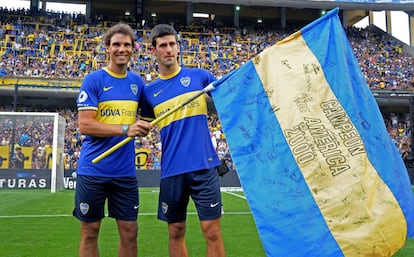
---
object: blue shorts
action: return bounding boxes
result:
[73,175,139,222]
[158,168,222,223]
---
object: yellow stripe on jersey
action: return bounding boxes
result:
[159,67,181,80]
[78,106,98,111]
[103,67,127,78]
[154,91,207,129]
[97,100,138,124]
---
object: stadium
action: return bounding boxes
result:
[0,0,414,256]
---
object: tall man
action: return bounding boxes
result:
[73,23,151,257]
[140,24,226,257]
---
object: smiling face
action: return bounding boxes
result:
[152,34,180,73]
[105,33,133,73]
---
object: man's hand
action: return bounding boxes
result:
[127,120,152,137]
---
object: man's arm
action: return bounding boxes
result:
[15,154,24,162]
[78,110,151,137]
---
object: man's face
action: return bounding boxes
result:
[105,33,133,66]
[153,35,179,67]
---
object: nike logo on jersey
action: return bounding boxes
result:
[210,202,220,208]
[153,89,163,97]
[103,86,114,91]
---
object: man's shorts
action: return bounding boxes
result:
[158,168,222,223]
[73,175,139,222]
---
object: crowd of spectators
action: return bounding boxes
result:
[0,105,233,171]
[0,7,413,170]
[1,7,412,88]
[0,105,57,169]
[347,27,414,90]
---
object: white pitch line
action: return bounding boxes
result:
[223,191,247,200]
[0,188,252,219]
[0,211,251,219]
[0,214,72,218]
[0,213,160,218]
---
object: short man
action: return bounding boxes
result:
[73,23,152,257]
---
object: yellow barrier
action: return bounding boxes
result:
[0,145,9,169]
[0,145,153,170]
[1,76,82,88]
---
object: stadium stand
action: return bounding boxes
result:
[0,5,413,171]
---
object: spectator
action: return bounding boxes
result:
[12,146,26,169]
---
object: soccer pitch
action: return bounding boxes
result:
[0,188,412,257]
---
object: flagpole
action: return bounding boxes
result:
[92,83,216,164]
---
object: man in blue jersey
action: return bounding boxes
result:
[73,23,152,257]
[140,24,226,257]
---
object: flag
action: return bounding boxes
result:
[211,8,414,257]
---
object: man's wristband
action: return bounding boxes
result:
[121,124,129,136]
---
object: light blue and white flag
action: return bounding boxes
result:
[212,8,414,257]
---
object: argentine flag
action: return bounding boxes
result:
[211,8,414,257]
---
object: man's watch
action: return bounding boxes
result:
[121,124,129,136]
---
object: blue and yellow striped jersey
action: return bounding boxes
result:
[76,68,145,177]
[141,67,220,178]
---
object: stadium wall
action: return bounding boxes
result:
[408,168,414,185]
[0,169,241,189]
[0,168,410,189]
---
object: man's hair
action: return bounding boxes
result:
[149,24,178,47]
[103,23,136,46]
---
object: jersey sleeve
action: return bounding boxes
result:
[77,72,100,111]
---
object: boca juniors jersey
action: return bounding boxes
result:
[76,68,145,177]
[140,67,220,179]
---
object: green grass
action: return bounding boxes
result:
[0,188,412,257]
[0,189,264,257]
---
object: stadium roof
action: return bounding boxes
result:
[38,0,413,29]
[171,0,414,11]
[53,0,414,11]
